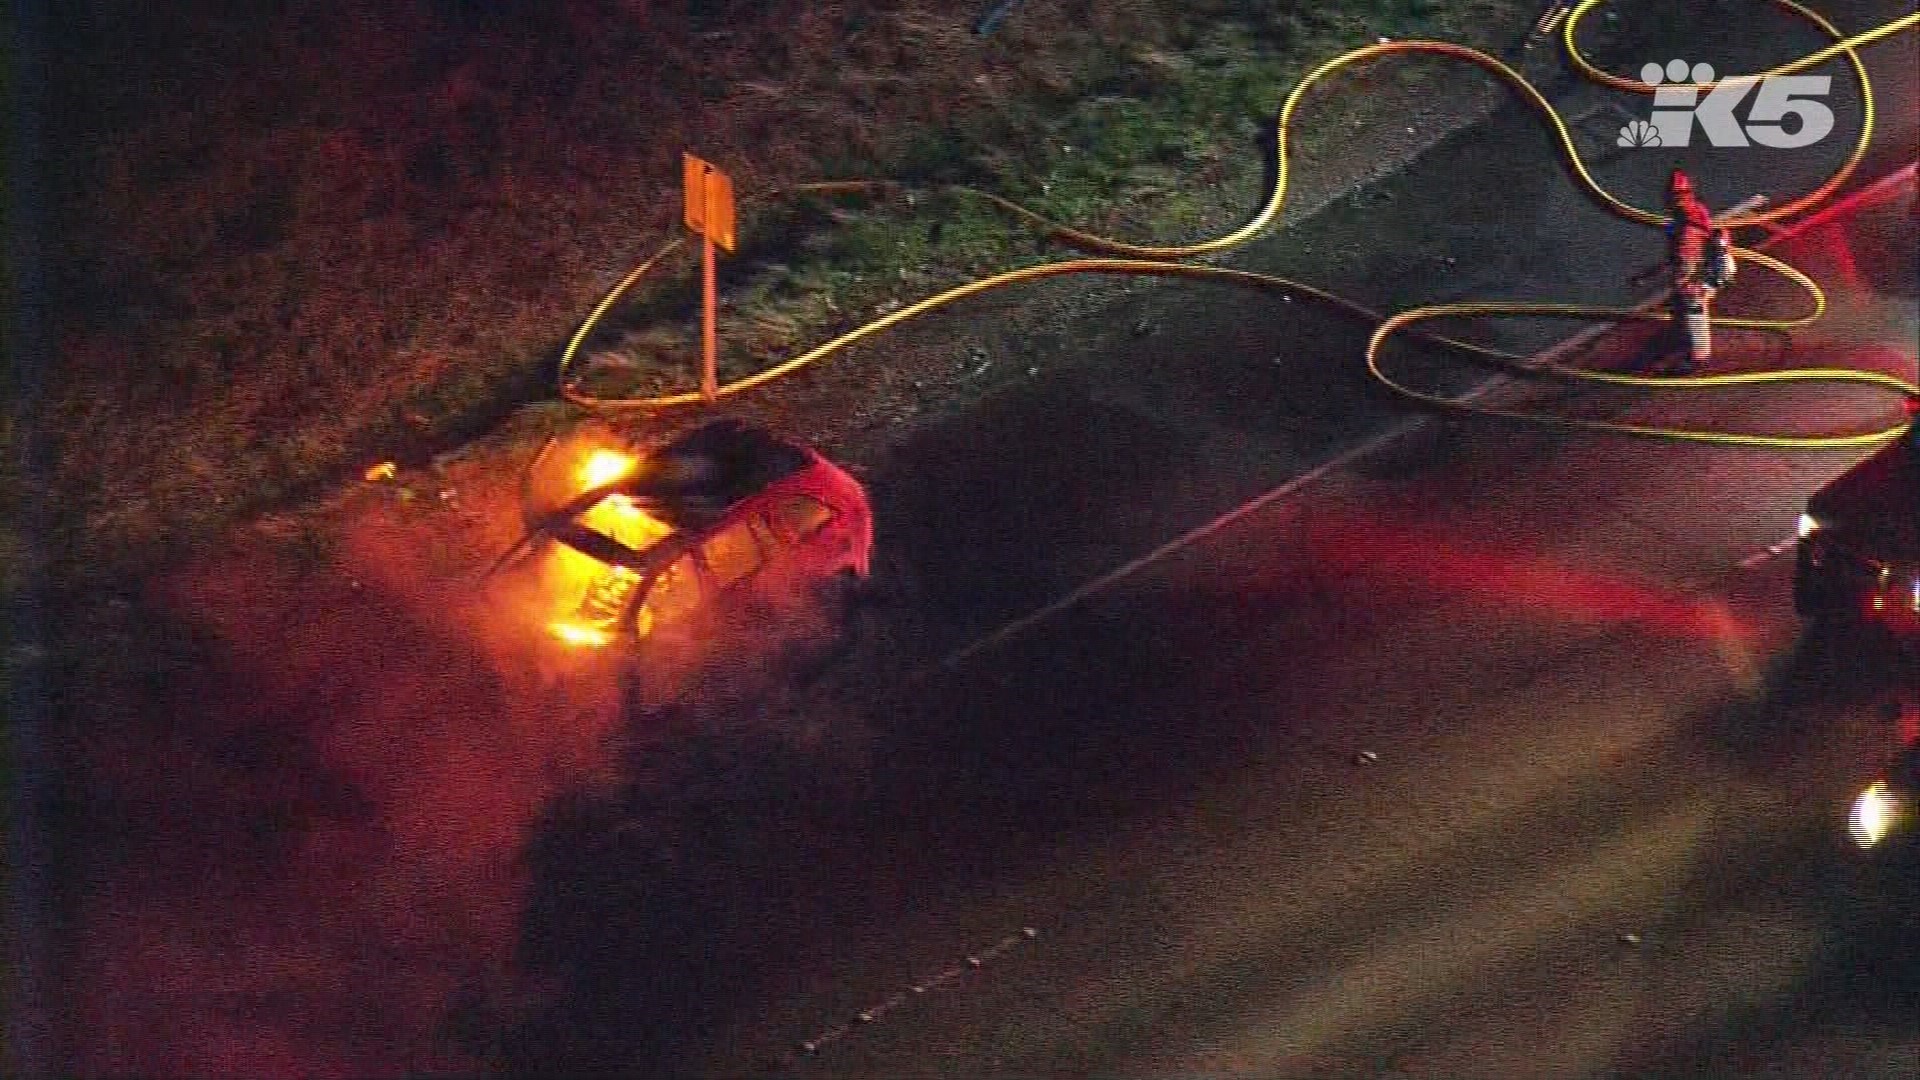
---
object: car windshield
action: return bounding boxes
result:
[523,426,659,525]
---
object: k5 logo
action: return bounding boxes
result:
[1625,60,1834,149]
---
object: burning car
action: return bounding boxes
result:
[498,419,873,665]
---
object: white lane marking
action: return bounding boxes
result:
[936,165,1915,674]
[1738,536,1798,569]
[787,927,1040,1061]
[1762,162,1917,239]
[937,416,1425,671]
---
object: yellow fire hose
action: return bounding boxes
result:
[556,1,1920,449]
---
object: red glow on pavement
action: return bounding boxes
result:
[1801,222,1866,294]
[1302,505,1756,647]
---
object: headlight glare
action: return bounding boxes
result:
[1851,781,1911,849]
[1797,512,1820,540]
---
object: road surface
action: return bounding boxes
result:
[678,158,1920,1080]
[30,4,1917,1077]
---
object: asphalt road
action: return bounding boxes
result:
[27,6,1918,1078]
[869,0,1920,654]
[508,9,1920,1077]
[687,164,1920,1080]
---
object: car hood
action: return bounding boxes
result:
[1809,441,1920,560]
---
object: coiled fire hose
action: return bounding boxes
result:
[555,0,1920,449]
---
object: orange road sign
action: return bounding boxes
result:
[683,153,736,252]
[684,153,736,402]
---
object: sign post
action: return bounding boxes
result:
[682,153,736,403]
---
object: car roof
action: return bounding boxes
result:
[620,419,817,530]
[536,421,864,574]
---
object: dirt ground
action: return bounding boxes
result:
[32,72,1520,1079]
[33,4,1915,1075]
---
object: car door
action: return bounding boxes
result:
[636,550,704,640]
[764,491,849,578]
[697,513,773,601]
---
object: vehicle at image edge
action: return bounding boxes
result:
[502,418,874,666]
[1848,717,1920,897]
[1851,738,1920,857]
[1795,422,1920,637]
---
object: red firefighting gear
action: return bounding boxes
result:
[1662,169,1735,371]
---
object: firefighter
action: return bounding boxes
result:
[1630,168,1736,374]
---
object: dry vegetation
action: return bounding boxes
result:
[31,0,1529,581]
[17,4,1555,1073]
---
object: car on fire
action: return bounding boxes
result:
[1795,423,1920,638]
[499,419,873,662]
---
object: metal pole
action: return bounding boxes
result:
[702,233,718,403]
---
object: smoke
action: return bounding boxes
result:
[61,504,625,1078]
[50,406,906,1075]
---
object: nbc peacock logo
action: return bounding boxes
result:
[1616,119,1662,148]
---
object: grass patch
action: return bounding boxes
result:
[28,0,1536,584]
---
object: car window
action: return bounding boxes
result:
[582,493,674,553]
[749,515,785,560]
[701,520,764,589]
[772,494,834,540]
[640,554,702,628]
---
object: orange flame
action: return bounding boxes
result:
[540,448,675,647]
[578,449,636,490]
